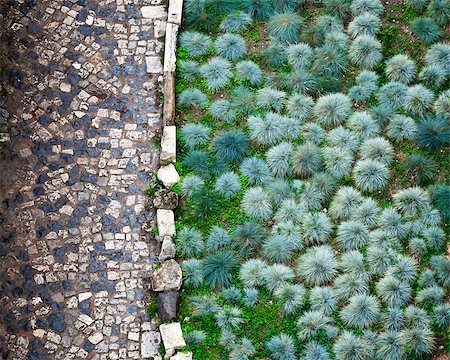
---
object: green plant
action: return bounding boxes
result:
[349,35,382,69]
[411,17,442,44]
[267,12,304,44]
[201,57,233,91]
[180,31,213,57]
[216,33,247,61]
[266,333,298,360]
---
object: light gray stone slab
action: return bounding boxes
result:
[156,209,175,237]
[152,259,182,292]
[141,331,161,358]
[159,323,186,351]
[157,164,180,187]
[160,126,176,164]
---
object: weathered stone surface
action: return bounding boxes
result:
[157,164,180,187]
[167,0,184,24]
[146,56,163,74]
[171,352,193,360]
[159,323,186,351]
[152,260,182,292]
[157,209,176,237]
[160,126,176,164]
[141,331,161,358]
[159,236,176,261]
[164,24,179,73]
[141,5,166,19]
[157,291,179,321]
[153,189,179,210]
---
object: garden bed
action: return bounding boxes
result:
[171,0,450,358]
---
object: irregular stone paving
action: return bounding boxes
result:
[0,0,167,358]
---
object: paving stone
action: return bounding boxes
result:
[159,323,186,351]
[160,126,176,164]
[156,209,176,237]
[159,236,176,261]
[141,331,161,358]
[152,260,182,292]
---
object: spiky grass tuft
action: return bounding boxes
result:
[393,187,430,217]
[216,33,247,61]
[426,0,450,26]
[236,60,263,85]
[243,287,259,307]
[181,123,210,148]
[178,88,208,109]
[301,123,325,145]
[263,40,288,67]
[243,0,274,20]
[185,330,206,345]
[333,331,373,360]
[179,31,212,57]
[377,82,408,110]
[430,255,450,288]
[433,303,450,328]
[350,0,383,15]
[387,115,417,143]
[404,84,435,115]
[240,258,267,287]
[286,93,314,122]
[426,43,450,73]
[346,112,380,141]
[377,330,405,360]
[329,186,363,221]
[274,283,306,315]
[291,142,323,178]
[200,57,233,91]
[389,255,418,283]
[322,0,351,20]
[377,275,412,307]
[349,35,382,69]
[229,337,256,360]
[429,184,450,223]
[266,334,298,360]
[302,212,333,245]
[242,187,273,221]
[312,43,349,76]
[322,146,354,179]
[400,327,435,357]
[353,159,389,192]
[378,208,408,239]
[288,43,313,70]
[220,11,252,32]
[417,115,450,151]
[433,89,450,118]
[180,175,205,197]
[341,294,380,329]
[416,285,445,305]
[189,294,220,317]
[407,0,427,11]
[216,306,244,329]
[297,311,338,341]
[354,198,380,228]
[337,221,369,250]
[214,130,249,163]
[179,60,200,80]
[207,226,232,252]
[411,17,443,44]
[310,286,337,315]
[297,245,338,286]
[313,93,352,128]
[215,172,241,198]
[256,88,287,111]
[204,250,238,289]
[209,100,237,123]
[267,12,304,44]
[302,341,331,360]
[385,55,417,84]
[183,259,205,288]
[348,12,381,37]
[176,227,204,257]
[326,127,360,152]
[248,113,286,145]
[240,157,272,186]
[262,264,295,292]
[262,234,296,264]
[359,137,393,165]
[266,142,293,178]
[334,273,369,300]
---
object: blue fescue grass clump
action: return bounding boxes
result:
[354,198,380,228]
[404,84,435,115]
[243,0,274,20]
[243,287,259,306]
[348,13,381,38]
[213,130,249,163]
[180,31,212,57]
[256,88,286,111]
[433,303,450,328]
[263,40,288,67]
[297,310,338,341]
[348,70,379,101]
[387,115,417,143]
[426,43,450,72]
[385,55,417,84]
[359,137,393,165]
[229,337,256,360]
[393,187,430,217]
[419,65,448,88]
[266,334,298,360]
[291,142,323,178]
[240,157,272,186]
[429,184,450,223]
[287,43,313,70]
[426,0,450,26]
[349,35,382,69]
[376,275,412,307]
[417,115,450,151]
[215,172,241,198]
[377,82,409,110]
[183,259,205,288]
[274,0,306,12]
[351,0,383,15]
[185,330,206,345]
[326,127,360,152]
[297,245,338,286]
[200,57,233,91]
[407,0,427,11]
[353,159,390,192]
[266,142,293,177]
[248,114,284,145]
[180,175,205,196]
[302,212,333,245]
[274,283,306,315]
[322,146,354,179]
[411,17,443,44]
[312,43,349,76]
[302,341,331,360]
[178,88,208,109]
[346,112,380,141]
[204,250,238,289]
[220,12,252,32]
[236,60,263,85]
[209,99,237,123]
[377,330,404,360]
[189,294,219,317]
[215,33,247,61]
[234,222,266,256]
[216,306,244,328]
[262,235,296,263]
[322,0,351,20]
[242,187,273,221]
[329,186,363,221]
[262,264,295,292]
[337,221,369,250]
[179,60,200,80]
[333,332,374,360]
[313,93,352,128]
[286,93,314,122]
[176,227,204,257]
[267,12,304,44]
[434,89,450,118]
[431,255,450,288]
[309,286,337,315]
[341,294,380,329]
[208,226,232,251]
[181,123,210,148]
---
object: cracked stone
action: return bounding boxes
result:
[152,260,182,292]
[159,236,176,261]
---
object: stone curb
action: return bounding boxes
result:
[153,0,189,359]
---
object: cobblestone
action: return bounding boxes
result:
[0,0,166,358]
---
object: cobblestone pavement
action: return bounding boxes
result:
[0,0,166,358]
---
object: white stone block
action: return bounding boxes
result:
[157,164,179,187]
[141,5,166,19]
[141,331,161,358]
[160,126,176,164]
[159,323,186,351]
[157,209,175,237]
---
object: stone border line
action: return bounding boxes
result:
[152,0,189,359]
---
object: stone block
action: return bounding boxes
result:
[160,126,176,164]
[141,331,161,358]
[167,0,183,24]
[157,164,179,187]
[141,5,166,19]
[152,259,182,292]
[159,236,176,261]
[157,291,179,321]
[159,323,186,351]
[146,56,163,74]
[171,352,193,360]
[156,209,175,237]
